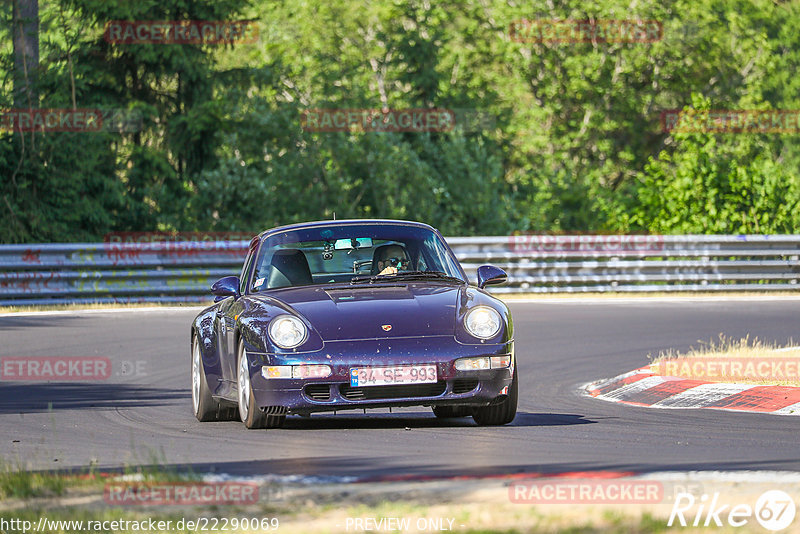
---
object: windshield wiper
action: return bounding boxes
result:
[350,271,465,285]
[349,274,402,284]
[392,271,466,284]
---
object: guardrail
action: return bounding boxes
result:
[0,235,798,305]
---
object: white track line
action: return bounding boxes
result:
[585,368,653,394]
[775,401,800,415]
[506,295,800,305]
[0,306,206,318]
[641,471,800,483]
[652,383,757,408]
[597,376,666,401]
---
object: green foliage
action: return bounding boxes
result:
[0,460,66,500]
[1,0,799,241]
[630,121,800,233]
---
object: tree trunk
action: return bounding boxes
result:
[12,0,39,109]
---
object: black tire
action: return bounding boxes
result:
[237,340,268,429]
[432,405,472,418]
[191,335,219,422]
[472,366,518,426]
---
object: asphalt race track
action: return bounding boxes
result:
[2,298,799,480]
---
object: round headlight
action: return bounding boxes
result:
[268,315,307,349]
[464,306,502,339]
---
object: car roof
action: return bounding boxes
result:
[257,219,437,239]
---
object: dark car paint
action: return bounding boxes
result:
[191,219,514,413]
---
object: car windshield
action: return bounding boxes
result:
[250,223,464,291]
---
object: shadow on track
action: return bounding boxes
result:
[0,317,83,331]
[0,383,189,414]
[272,411,595,430]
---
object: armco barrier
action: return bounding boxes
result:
[0,241,249,306]
[0,235,798,305]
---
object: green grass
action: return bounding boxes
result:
[0,453,206,504]
[0,463,67,500]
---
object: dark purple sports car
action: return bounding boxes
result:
[191,219,516,429]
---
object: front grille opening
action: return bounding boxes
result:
[262,405,288,415]
[452,378,479,394]
[339,381,447,401]
[305,384,331,401]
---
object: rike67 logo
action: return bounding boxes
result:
[669,490,796,531]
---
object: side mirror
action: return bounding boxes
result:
[476,265,507,289]
[211,276,241,299]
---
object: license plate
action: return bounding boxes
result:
[350,365,438,387]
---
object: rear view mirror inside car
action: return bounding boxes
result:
[334,237,373,250]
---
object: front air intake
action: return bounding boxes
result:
[305,384,332,401]
[452,378,479,394]
[339,381,447,400]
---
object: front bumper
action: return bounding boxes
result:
[247,336,514,415]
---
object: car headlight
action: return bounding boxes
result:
[464,306,502,339]
[268,315,307,349]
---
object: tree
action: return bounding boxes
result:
[12,0,39,108]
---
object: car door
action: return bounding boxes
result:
[219,237,260,385]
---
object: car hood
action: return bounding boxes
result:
[254,283,463,340]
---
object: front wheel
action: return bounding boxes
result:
[472,366,518,426]
[237,340,268,429]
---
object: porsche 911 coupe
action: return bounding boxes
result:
[191,219,516,429]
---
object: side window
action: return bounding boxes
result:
[239,253,254,294]
[252,249,273,291]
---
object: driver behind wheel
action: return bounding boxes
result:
[373,244,411,276]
